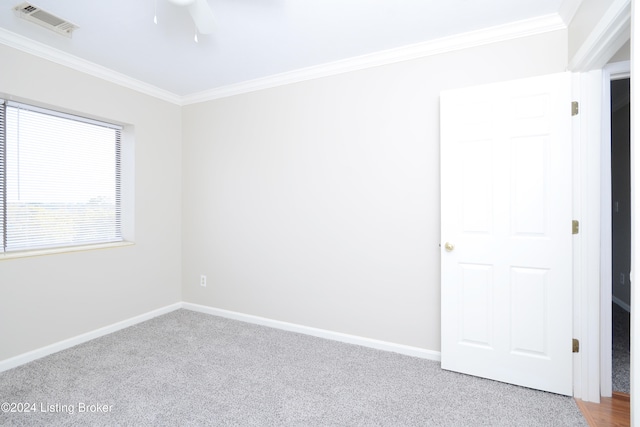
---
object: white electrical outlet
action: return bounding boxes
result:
[200,275,207,287]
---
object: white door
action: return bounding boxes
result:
[440,72,573,396]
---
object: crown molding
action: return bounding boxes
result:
[1,13,566,107]
[568,0,631,71]
[0,27,182,105]
[558,0,584,26]
[182,13,566,105]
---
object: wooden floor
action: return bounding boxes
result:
[575,392,630,427]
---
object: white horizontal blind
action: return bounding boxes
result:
[1,101,122,253]
[0,101,5,249]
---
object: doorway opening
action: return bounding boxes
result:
[610,77,631,395]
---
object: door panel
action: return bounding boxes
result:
[459,264,493,348]
[440,72,573,396]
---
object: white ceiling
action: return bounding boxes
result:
[0,0,578,99]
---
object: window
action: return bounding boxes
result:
[0,100,123,253]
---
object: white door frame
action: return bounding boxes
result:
[573,70,604,403]
[568,0,631,404]
[630,3,639,424]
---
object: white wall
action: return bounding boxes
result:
[568,0,617,60]
[610,40,631,62]
[181,30,568,351]
[0,44,183,361]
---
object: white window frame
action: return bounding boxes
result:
[0,99,133,258]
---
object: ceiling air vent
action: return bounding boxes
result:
[13,2,79,38]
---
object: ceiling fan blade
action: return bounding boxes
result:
[188,0,216,34]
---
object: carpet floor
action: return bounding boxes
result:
[612,302,631,394]
[0,309,587,426]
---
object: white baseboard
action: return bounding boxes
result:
[0,303,182,373]
[182,302,441,362]
[1,301,441,373]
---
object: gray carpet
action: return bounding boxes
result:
[612,302,631,394]
[0,309,587,426]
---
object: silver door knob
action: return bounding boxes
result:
[444,242,455,252]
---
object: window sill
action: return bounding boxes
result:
[0,241,135,261]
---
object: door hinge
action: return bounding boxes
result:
[573,338,580,353]
[571,101,579,116]
[572,220,579,235]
